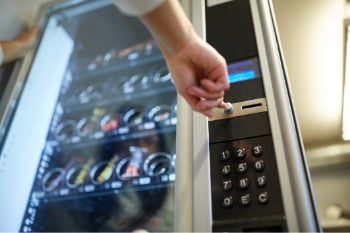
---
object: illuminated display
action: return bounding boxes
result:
[227,57,261,83]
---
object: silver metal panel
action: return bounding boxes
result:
[209,98,268,121]
[250,0,322,231]
[191,0,213,232]
[174,1,195,232]
[174,96,194,232]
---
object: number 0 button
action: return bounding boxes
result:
[222,196,234,208]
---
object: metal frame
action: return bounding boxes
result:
[250,0,321,231]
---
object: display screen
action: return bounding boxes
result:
[227,57,261,83]
[0,0,176,232]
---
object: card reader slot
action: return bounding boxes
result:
[241,102,262,109]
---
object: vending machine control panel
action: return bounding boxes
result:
[206,0,287,231]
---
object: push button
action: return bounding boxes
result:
[254,160,265,172]
[252,145,263,157]
[258,192,269,205]
[256,175,267,187]
[222,196,234,208]
[222,180,232,191]
[236,162,248,174]
[221,165,232,176]
[220,150,231,161]
[240,194,252,206]
[238,177,249,190]
[223,102,234,115]
[235,148,246,159]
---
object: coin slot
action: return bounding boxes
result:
[241,102,263,110]
[209,98,268,121]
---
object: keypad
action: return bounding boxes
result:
[217,143,269,209]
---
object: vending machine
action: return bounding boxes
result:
[177,0,322,232]
[0,0,322,232]
[0,0,177,232]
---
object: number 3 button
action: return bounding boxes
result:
[252,145,263,157]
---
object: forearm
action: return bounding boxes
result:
[140,0,195,55]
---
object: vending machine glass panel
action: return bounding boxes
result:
[0,0,177,232]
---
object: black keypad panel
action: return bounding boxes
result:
[210,135,285,222]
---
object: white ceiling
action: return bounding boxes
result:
[272,0,347,149]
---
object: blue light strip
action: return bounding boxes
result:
[228,69,255,83]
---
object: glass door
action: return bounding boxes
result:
[0,0,177,232]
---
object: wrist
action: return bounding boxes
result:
[141,0,195,55]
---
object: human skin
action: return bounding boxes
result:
[140,0,230,117]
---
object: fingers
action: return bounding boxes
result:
[182,92,223,117]
[187,76,229,100]
[201,78,230,92]
[188,86,223,100]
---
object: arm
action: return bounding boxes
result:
[140,0,230,117]
[0,26,39,65]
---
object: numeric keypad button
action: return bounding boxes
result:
[220,150,231,161]
[222,196,234,208]
[252,145,263,157]
[236,162,248,174]
[221,165,232,176]
[222,180,232,191]
[258,192,269,205]
[240,194,252,207]
[238,177,249,190]
[235,148,246,159]
[256,175,267,187]
[254,159,265,172]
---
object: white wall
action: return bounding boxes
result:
[273,0,345,147]
[0,0,51,39]
[272,1,350,227]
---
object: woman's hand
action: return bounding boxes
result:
[141,0,229,117]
